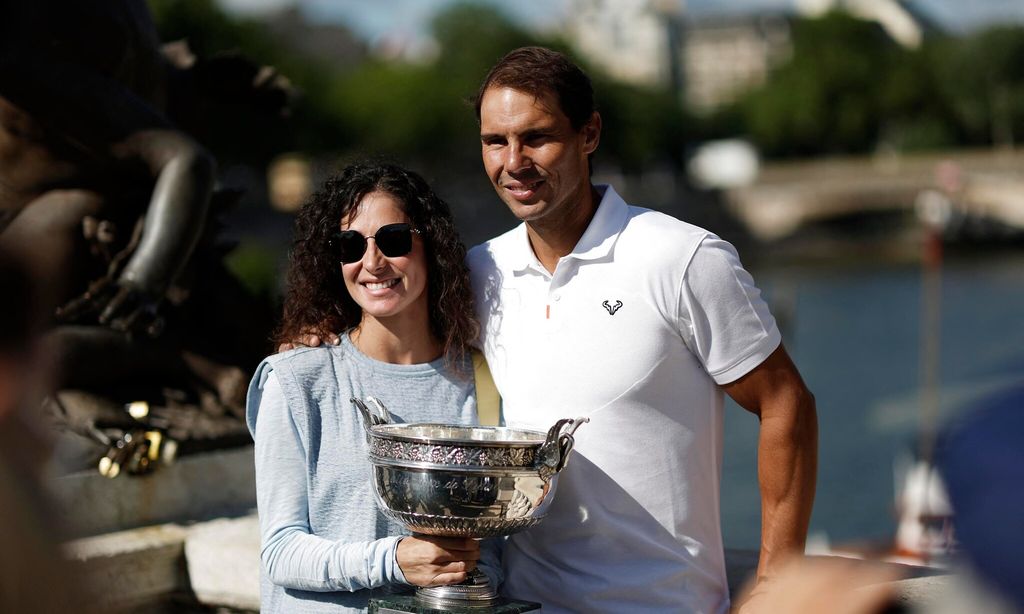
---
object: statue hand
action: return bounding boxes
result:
[98,280,165,336]
[56,277,165,337]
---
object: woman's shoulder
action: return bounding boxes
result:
[264,344,341,367]
[256,344,351,388]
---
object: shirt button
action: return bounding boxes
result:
[552,294,561,301]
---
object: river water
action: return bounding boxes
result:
[720,249,1024,549]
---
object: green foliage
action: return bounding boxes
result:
[145,0,692,170]
[149,1,1024,165]
[224,242,285,300]
[736,12,901,156]
[149,0,356,159]
[596,78,690,172]
[732,11,1024,157]
[432,2,539,89]
[930,26,1024,146]
[149,0,274,58]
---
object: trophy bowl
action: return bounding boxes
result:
[354,398,587,609]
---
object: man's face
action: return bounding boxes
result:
[479,86,600,226]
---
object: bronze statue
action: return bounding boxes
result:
[0,0,288,470]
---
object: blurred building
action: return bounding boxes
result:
[566,0,683,90]
[682,14,791,114]
[567,0,936,113]
[796,0,941,48]
[566,0,789,112]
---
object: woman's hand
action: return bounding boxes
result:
[396,536,481,587]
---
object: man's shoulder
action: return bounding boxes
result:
[623,205,712,243]
[616,205,716,268]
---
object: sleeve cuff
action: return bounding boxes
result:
[710,328,782,385]
[386,536,410,585]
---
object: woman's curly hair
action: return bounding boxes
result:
[275,161,478,368]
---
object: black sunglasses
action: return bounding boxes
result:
[329,223,422,264]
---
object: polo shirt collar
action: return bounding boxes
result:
[510,184,629,274]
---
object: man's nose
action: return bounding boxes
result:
[506,143,530,172]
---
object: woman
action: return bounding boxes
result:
[246,162,492,612]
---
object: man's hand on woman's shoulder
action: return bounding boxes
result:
[276,331,341,353]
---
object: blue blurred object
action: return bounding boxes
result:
[937,383,1024,611]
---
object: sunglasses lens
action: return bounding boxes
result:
[331,224,416,263]
[333,231,367,263]
[374,224,413,258]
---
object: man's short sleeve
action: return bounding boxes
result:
[677,236,781,385]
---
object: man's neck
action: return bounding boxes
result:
[526,184,601,274]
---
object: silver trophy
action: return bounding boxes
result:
[354,397,587,610]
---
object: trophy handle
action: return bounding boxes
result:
[351,396,395,440]
[555,416,588,471]
[538,416,589,477]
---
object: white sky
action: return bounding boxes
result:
[216,0,1024,42]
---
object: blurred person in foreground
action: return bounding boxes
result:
[730,383,1024,614]
[935,384,1024,614]
[0,249,83,612]
[246,162,498,612]
[465,47,818,613]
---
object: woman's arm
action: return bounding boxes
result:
[253,372,405,592]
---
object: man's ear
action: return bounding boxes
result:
[581,112,601,155]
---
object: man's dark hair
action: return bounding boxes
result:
[474,46,596,130]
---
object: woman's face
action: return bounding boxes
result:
[340,191,429,324]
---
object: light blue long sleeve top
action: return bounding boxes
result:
[246,335,499,613]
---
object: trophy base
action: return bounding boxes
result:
[369,593,540,613]
[415,574,498,609]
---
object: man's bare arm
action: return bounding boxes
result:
[722,344,818,605]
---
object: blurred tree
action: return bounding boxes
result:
[325,3,539,168]
[735,11,905,157]
[932,26,1024,148]
[874,38,959,152]
[147,1,706,177]
[596,78,691,173]
[148,0,357,159]
[432,2,540,89]
[719,12,1024,157]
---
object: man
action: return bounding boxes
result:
[466,47,817,613]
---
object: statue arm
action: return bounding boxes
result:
[0,53,214,328]
[110,129,213,298]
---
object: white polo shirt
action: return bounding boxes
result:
[467,185,781,614]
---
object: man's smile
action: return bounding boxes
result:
[502,178,546,201]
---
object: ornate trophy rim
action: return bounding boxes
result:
[368,422,549,446]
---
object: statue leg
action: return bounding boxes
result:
[42,325,188,392]
[0,189,104,310]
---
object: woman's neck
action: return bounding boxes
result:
[349,314,442,365]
